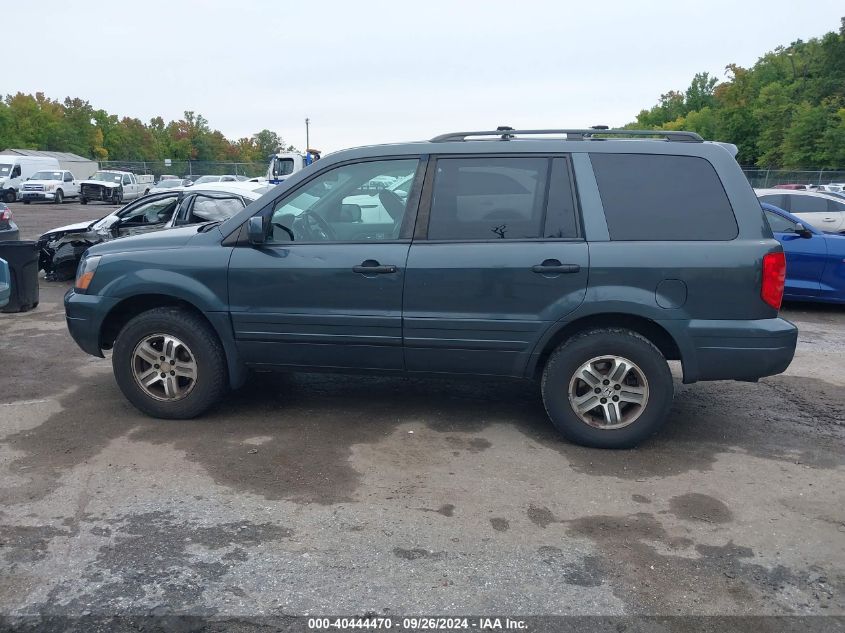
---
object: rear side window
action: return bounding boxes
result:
[591,154,738,241]
[427,156,579,240]
[788,194,830,214]
[190,196,245,222]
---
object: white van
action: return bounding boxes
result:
[0,155,61,203]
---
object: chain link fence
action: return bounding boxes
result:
[99,160,267,179]
[741,169,845,188]
[97,161,845,189]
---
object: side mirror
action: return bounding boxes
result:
[796,223,813,239]
[339,203,362,223]
[247,216,266,244]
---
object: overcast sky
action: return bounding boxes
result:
[6,1,843,153]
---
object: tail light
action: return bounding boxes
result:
[0,208,11,222]
[761,251,786,310]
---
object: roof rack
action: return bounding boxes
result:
[430,128,704,143]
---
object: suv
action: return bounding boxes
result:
[64,128,797,448]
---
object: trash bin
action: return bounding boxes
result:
[0,241,39,313]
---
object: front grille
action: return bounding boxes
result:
[23,184,45,191]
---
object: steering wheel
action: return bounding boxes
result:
[297,210,335,241]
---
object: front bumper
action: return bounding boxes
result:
[662,317,798,383]
[64,288,119,357]
[21,192,56,201]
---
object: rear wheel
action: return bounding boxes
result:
[541,328,673,449]
[80,197,88,205]
[54,189,64,204]
[112,307,227,419]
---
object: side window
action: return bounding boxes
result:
[758,194,788,210]
[789,195,829,214]
[591,153,738,241]
[120,196,179,224]
[189,196,244,223]
[268,158,419,243]
[64,172,73,182]
[764,210,798,233]
[544,158,579,238]
[122,174,132,185]
[11,165,21,178]
[427,157,548,240]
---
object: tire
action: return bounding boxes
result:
[112,307,227,419]
[113,188,123,204]
[23,199,30,205]
[80,197,88,205]
[3,189,15,203]
[54,189,63,204]
[541,328,673,449]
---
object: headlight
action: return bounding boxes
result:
[74,255,101,293]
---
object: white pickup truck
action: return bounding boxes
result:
[20,169,80,204]
[78,170,154,204]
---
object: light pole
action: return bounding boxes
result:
[305,118,310,152]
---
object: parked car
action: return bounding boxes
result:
[39,184,263,280]
[78,171,154,204]
[150,178,189,192]
[159,174,180,181]
[63,127,797,449]
[20,169,80,204]
[816,183,844,193]
[772,184,808,190]
[0,203,19,241]
[761,203,845,304]
[0,154,61,203]
[188,175,242,185]
[0,257,9,308]
[756,188,845,233]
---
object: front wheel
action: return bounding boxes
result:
[112,307,227,419]
[3,190,15,203]
[23,199,30,205]
[54,189,63,204]
[541,328,674,449]
[80,197,88,205]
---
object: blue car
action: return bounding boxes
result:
[0,257,10,308]
[762,202,845,304]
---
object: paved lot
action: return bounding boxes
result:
[1,201,844,619]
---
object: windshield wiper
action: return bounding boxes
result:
[197,220,223,233]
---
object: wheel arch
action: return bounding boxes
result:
[99,293,247,389]
[529,312,683,380]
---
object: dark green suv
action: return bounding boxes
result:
[64,128,797,448]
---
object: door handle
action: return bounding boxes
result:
[353,260,397,275]
[532,260,581,274]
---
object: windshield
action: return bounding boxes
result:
[31,171,63,181]
[0,164,11,176]
[90,171,122,182]
[193,175,221,184]
[274,158,295,177]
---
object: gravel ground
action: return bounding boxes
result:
[1,200,844,625]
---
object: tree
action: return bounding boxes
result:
[252,129,283,159]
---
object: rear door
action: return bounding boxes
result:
[788,193,845,233]
[403,155,588,376]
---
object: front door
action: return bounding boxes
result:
[228,157,424,371]
[403,155,589,376]
[112,193,181,237]
[764,209,826,297]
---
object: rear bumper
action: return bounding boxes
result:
[64,288,119,357]
[662,317,798,383]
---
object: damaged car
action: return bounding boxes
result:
[78,170,154,204]
[39,183,268,279]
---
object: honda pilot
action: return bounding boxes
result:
[64,128,797,448]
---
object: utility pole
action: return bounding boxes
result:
[305,118,310,151]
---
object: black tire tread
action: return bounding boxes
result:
[112,307,227,419]
[541,327,673,449]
